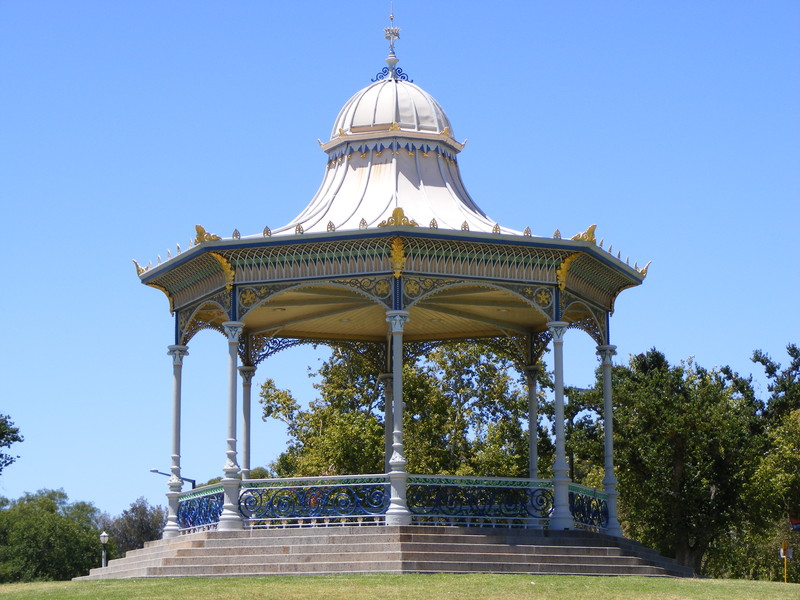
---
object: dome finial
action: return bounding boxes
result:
[372,3,412,83]
[384,3,400,79]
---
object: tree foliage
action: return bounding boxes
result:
[611,350,761,572]
[260,342,550,478]
[98,497,167,557]
[0,414,23,476]
[0,490,102,582]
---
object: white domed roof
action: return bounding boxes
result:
[330,78,453,140]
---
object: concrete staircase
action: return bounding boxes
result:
[75,525,695,579]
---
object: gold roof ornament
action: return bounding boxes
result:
[639,261,652,277]
[232,229,241,240]
[553,229,561,239]
[378,207,418,227]
[359,218,368,229]
[195,225,221,244]
[133,259,145,275]
[556,253,580,291]
[209,252,235,291]
[571,224,597,244]
[295,224,304,234]
[523,226,531,237]
[492,224,501,234]
[461,221,469,231]
[263,226,271,237]
[390,236,406,278]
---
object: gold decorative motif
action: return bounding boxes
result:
[374,279,391,297]
[571,224,597,244]
[553,229,561,239]
[195,225,221,244]
[240,289,258,308]
[639,261,651,277]
[523,227,532,237]
[461,221,469,231]
[132,259,145,275]
[556,253,580,291]
[378,207,418,227]
[430,218,438,229]
[263,226,271,237]
[535,288,552,307]
[232,229,240,239]
[295,224,304,234]
[390,237,406,279]
[327,221,335,232]
[338,128,346,137]
[404,278,420,296]
[390,122,400,131]
[209,252,235,291]
[359,218,367,229]
[492,224,501,234]
[441,126,451,137]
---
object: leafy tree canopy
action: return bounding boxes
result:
[0,414,23,476]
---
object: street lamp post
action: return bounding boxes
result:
[99,531,109,568]
[149,468,196,489]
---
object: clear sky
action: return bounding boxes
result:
[1,1,797,517]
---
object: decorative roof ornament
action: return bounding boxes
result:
[372,7,412,82]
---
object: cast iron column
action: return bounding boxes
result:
[218,321,244,531]
[385,310,410,525]
[163,344,188,539]
[548,321,573,530]
[597,344,622,536]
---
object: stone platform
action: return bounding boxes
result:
[75,525,694,579]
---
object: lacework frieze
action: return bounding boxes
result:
[229,238,391,284]
[177,290,232,345]
[404,238,569,284]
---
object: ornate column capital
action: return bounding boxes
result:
[222,321,245,343]
[524,364,541,379]
[238,365,256,384]
[546,320,569,343]
[386,310,409,333]
[596,344,618,365]
[167,345,189,366]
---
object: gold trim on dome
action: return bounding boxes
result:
[390,237,406,279]
[195,225,221,244]
[378,207,418,227]
[571,224,597,244]
[556,253,580,291]
[390,122,400,131]
[209,252,235,291]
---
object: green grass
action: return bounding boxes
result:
[0,574,797,600]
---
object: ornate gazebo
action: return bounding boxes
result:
[136,21,647,540]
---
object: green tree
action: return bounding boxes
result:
[0,414,23,476]
[0,490,102,582]
[260,341,547,478]
[753,343,800,424]
[611,350,761,573]
[99,497,167,557]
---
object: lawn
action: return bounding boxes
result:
[0,574,797,600]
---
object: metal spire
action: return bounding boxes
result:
[372,2,412,82]
[384,4,400,78]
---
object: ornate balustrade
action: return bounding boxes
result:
[174,476,609,533]
[568,483,609,531]
[407,475,553,528]
[176,484,224,532]
[238,475,390,528]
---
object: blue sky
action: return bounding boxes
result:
[1,1,797,517]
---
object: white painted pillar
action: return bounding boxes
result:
[163,345,188,539]
[597,344,622,537]
[380,372,394,474]
[548,321,573,530]
[385,310,411,525]
[525,365,540,480]
[218,321,244,531]
[238,365,256,481]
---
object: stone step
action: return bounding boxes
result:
[74,525,693,580]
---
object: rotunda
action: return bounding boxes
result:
[134,20,648,540]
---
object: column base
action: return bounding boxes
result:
[217,477,243,531]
